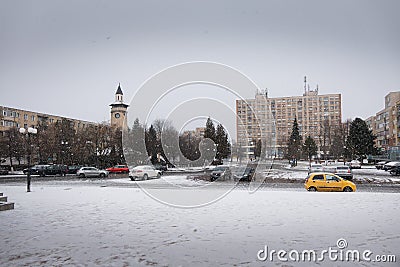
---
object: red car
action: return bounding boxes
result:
[106,165,129,174]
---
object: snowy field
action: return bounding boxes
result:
[0,177,399,267]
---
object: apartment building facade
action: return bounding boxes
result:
[236,86,342,158]
[366,91,400,153]
[0,106,95,136]
[1,84,129,136]
[0,84,131,137]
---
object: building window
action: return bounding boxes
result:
[24,114,28,120]
[2,120,16,127]
[31,115,35,121]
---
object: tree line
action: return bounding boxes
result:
[0,119,124,170]
[286,117,378,164]
[124,117,232,167]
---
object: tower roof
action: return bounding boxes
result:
[116,83,123,95]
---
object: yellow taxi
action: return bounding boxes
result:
[304,172,356,192]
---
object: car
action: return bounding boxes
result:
[348,160,361,169]
[383,161,400,171]
[233,167,255,182]
[308,163,323,174]
[106,165,129,174]
[0,167,9,175]
[210,166,232,181]
[43,164,68,176]
[389,166,400,176]
[76,167,109,178]
[333,166,353,180]
[23,164,50,176]
[304,172,356,192]
[211,159,223,166]
[375,161,389,170]
[67,165,82,174]
[129,165,162,181]
[153,163,168,173]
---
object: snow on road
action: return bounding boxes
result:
[0,181,399,266]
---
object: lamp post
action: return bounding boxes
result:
[61,141,68,164]
[19,127,37,192]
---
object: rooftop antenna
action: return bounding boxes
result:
[304,76,307,94]
[316,84,319,93]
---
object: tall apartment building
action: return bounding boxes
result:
[236,81,342,158]
[366,91,400,152]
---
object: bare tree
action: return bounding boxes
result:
[2,128,25,169]
[329,124,345,160]
[318,118,331,160]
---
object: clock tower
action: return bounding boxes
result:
[110,83,129,129]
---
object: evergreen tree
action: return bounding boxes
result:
[287,118,302,164]
[145,125,158,163]
[303,136,317,162]
[346,117,377,159]
[204,117,216,142]
[215,124,231,160]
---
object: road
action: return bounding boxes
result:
[1,173,400,193]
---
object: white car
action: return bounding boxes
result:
[76,167,109,178]
[308,163,323,174]
[129,165,162,181]
[348,160,361,169]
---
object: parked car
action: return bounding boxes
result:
[211,159,223,166]
[304,172,356,192]
[0,167,9,175]
[375,161,390,170]
[333,166,353,180]
[76,167,109,178]
[153,163,168,173]
[233,167,255,182]
[23,164,50,176]
[389,166,400,176]
[210,166,232,182]
[348,160,361,169]
[43,164,68,176]
[129,165,162,181]
[106,165,129,174]
[308,163,323,174]
[383,161,400,171]
[67,165,82,174]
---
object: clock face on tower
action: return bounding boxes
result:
[114,113,121,119]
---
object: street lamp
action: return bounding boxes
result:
[19,127,37,192]
[61,141,68,165]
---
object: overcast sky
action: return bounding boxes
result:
[1,0,399,133]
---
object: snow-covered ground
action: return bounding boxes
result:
[0,179,399,266]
